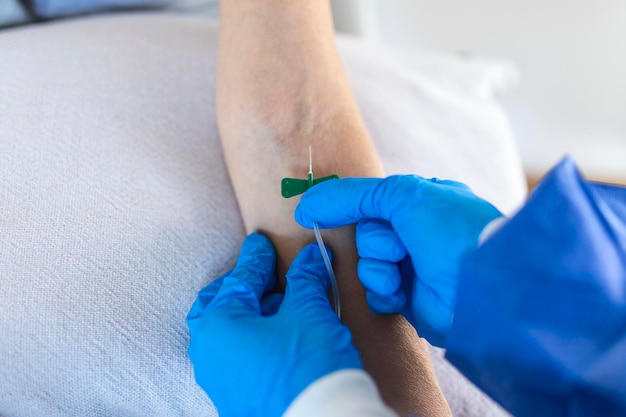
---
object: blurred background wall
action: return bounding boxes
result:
[332,0,626,185]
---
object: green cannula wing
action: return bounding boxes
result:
[281,174,339,198]
[281,178,308,198]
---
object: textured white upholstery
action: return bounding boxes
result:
[0,13,522,416]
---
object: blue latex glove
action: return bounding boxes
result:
[295,176,502,347]
[186,233,362,417]
[30,0,170,19]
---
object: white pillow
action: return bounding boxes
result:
[0,13,522,417]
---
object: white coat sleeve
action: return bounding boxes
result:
[283,369,399,417]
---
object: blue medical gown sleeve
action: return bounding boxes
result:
[445,157,626,417]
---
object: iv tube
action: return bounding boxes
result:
[313,221,341,317]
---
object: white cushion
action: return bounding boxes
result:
[0,13,522,417]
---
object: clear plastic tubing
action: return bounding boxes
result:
[313,221,341,318]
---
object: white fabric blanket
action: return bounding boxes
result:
[0,13,523,417]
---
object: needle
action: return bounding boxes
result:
[308,145,340,318]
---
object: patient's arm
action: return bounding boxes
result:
[216,1,451,416]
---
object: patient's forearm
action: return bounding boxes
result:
[217,0,381,252]
[216,2,451,416]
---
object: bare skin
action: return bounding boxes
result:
[216,1,451,416]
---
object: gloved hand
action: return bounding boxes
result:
[29,0,170,19]
[186,233,362,417]
[295,176,502,347]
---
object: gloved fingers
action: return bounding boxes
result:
[295,177,385,228]
[412,279,454,347]
[186,274,229,333]
[365,256,415,323]
[428,178,473,192]
[356,219,407,261]
[357,257,404,296]
[206,233,277,316]
[365,288,407,314]
[260,292,284,316]
[230,233,277,296]
[281,243,333,312]
[295,175,439,229]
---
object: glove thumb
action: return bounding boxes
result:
[281,244,333,312]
